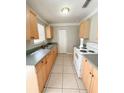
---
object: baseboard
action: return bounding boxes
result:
[65,52,73,55]
[58,52,73,55]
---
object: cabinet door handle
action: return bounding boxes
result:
[31,36,34,39]
[45,61,47,64]
[90,72,92,75]
[43,61,46,64]
[92,74,94,77]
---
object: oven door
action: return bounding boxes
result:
[73,48,80,73]
[73,48,78,66]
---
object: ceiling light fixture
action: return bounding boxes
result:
[61,7,70,15]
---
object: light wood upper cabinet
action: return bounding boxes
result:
[45,25,53,39]
[80,20,90,38]
[26,7,30,40]
[26,8,39,40]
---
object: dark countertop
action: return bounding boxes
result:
[26,44,57,66]
[84,54,98,68]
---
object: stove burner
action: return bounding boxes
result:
[80,50,87,53]
[88,50,95,53]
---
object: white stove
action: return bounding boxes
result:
[73,42,98,78]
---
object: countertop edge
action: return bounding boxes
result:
[26,44,57,66]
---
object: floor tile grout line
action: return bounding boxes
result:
[44,54,87,93]
[63,54,80,92]
[73,71,81,92]
[46,87,87,90]
[71,55,81,93]
[72,57,88,92]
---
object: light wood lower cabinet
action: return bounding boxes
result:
[35,59,46,93]
[51,47,58,63]
[82,58,98,93]
[36,47,58,93]
[46,52,53,77]
[46,47,58,75]
[82,58,93,91]
[89,68,98,93]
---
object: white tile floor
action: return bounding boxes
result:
[43,54,87,93]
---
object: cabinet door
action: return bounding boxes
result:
[36,62,44,93]
[79,22,85,38]
[46,25,53,39]
[51,48,56,63]
[79,20,90,38]
[45,55,49,78]
[55,47,58,57]
[90,68,98,93]
[26,7,30,40]
[42,59,47,86]
[37,70,44,93]
[46,53,52,77]
[29,10,39,39]
[84,20,90,38]
[82,58,93,92]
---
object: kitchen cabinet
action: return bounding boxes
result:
[26,7,30,40]
[46,47,58,77]
[79,20,90,38]
[51,47,57,63]
[35,58,46,93]
[35,46,58,93]
[45,25,53,39]
[46,52,52,77]
[26,8,39,40]
[54,47,58,59]
[82,58,93,92]
[82,58,98,93]
[45,54,50,79]
[89,68,98,93]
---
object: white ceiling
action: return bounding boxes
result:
[27,0,97,24]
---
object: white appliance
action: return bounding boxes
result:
[73,42,98,78]
[79,38,84,49]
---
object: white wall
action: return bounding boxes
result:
[89,13,98,43]
[52,26,80,54]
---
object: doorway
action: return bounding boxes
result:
[58,30,67,53]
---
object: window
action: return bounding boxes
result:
[34,23,45,44]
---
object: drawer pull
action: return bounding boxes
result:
[90,72,92,74]
[92,74,94,77]
[45,61,47,64]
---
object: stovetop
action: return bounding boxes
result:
[75,47,97,54]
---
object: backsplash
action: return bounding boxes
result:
[26,40,49,50]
